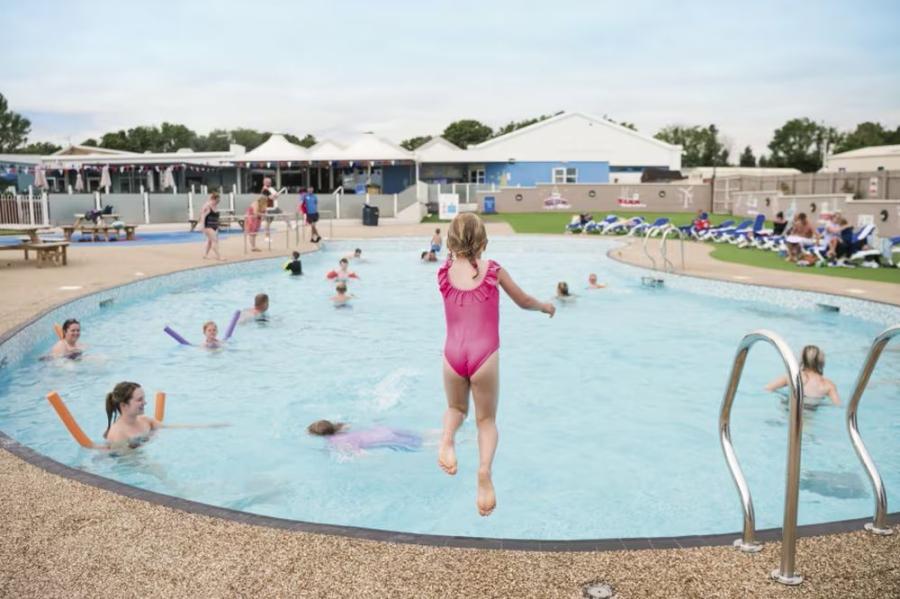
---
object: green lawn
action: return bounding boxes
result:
[423,211,900,284]
[709,243,900,284]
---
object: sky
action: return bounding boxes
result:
[4,0,900,157]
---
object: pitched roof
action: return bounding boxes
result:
[829,144,900,159]
[240,134,308,162]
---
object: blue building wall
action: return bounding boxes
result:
[381,165,415,193]
[483,161,609,186]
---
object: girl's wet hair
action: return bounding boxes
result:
[62,318,80,334]
[203,320,217,333]
[104,381,141,438]
[447,213,488,278]
[557,281,570,296]
[307,419,345,436]
[801,345,825,374]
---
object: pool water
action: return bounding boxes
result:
[0,237,897,540]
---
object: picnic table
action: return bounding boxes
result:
[0,224,54,243]
[0,240,69,267]
[73,213,120,227]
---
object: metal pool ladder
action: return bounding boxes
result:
[846,324,899,536]
[719,330,805,586]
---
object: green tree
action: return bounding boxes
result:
[0,93,31,152]
[495,112,562,137]
[195,129,232,151]
[767,118,841,172]
[738,145,756,167]
[400,135,432,151]
[158,122,197,152]
[654,124,729,167]
[834,121,888,153]
[15,141,61,155]
[81,138,98,147]
[618,121,637,131]
[758,154,769,167]
[298,133,317,148]
[229,128,268,151]
[442,119,493,149]
[99,130,131,151]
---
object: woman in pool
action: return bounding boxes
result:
[50,319,84,359]
[327,257,358,282]
[765,345,841,408]
[198,191,223,260]
[437,213,555,516]
[104,381,227,449]
[556,281,575,302]
[307,419,421,454]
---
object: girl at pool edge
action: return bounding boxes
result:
[104,382,227,450]
[51,318,84,359]
[437,213,555,516]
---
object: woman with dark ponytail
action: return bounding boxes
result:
[103,381,228,448]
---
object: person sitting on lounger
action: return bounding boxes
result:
[765,345,840,408]
[51,319,84,359]
[785,213,817,262]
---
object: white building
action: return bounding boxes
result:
[822,144,900,173]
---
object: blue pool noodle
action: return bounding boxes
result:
[223,310,240,340]
[164,326,192,346]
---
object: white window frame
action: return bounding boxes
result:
[469,168,485,184]
[553,167,578,184]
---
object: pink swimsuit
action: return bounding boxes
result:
[438,259,501,378]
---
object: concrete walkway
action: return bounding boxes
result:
[1,223,898,598]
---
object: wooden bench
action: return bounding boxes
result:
[63,224,137,242]
[0,241,69,267]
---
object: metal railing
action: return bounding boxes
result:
[719,330,805,586]
[640,227,658,271]
[659,225,685,273]
[846,324,899,536]
[333,186,344,219]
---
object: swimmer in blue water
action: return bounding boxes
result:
[765,345,841,409]
[202,321,222,349]
[431,228,442,253]
[331,282,354,307]
[240,293,270,323]
[104,381,228,450]
[50,319,84,359]
[307,419,422,454]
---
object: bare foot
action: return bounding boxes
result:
[438,441,457,475]
[477,469,496,516]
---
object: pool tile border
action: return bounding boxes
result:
[2,429,896,552]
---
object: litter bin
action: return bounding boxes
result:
[362,204,379,226]
[483,196,496,214]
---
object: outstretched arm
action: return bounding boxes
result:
[764,374,788,392]
[497,268,555,317]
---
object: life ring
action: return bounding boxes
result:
[515,194,523,202]
[765,197,771,207]
[46,390,166,448]
[810,202,816,213]
[880,209,888,222]
[588,190,596,198]
[658,190,666,198]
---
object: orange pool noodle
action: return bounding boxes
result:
[46,391,94,448]
[154,392,166,422]
[53,324,64,339]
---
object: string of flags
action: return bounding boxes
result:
[3,160,416,176]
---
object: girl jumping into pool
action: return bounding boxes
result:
[437,213,555,516]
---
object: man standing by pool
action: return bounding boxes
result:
[300,187,322,243]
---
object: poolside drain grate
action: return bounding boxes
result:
[582,581,615,598]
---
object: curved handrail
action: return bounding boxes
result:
[719,330,805,585]
[641,228,657,271]
[659,225,684,273]
[846,324,900,535]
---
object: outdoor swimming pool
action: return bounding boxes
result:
[0,237,897,540]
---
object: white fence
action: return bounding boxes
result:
[0,191,49,226]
